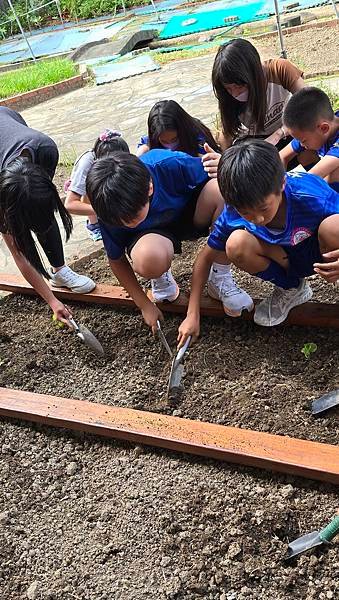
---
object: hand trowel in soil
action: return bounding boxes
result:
[68,317,104,357]
[286,514,339,560]
[311,389,339,415]
[156,320,173,359]
[167,336,191,401]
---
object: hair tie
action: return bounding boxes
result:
[99,129,122,142]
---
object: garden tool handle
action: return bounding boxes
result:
[319,515,339,543]
[67,317,80,333]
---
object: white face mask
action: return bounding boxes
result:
[161,140,180,151]
[234,90,249,103]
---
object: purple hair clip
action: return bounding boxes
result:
[99,129,122,142]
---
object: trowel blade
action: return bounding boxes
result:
[312,390,339,415]
[286,531,323,559]
[78,324,105,356]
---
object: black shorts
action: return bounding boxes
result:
[284,233,323,279]
[126,181,210,256]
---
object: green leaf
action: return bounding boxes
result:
[301,342,318,359]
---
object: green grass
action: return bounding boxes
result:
[153,45,217,65]
[0,58,78,99]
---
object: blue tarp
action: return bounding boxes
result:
[94,54,160,84]
[160,2,266,38]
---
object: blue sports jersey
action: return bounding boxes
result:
[137,133,207,155]
[101,149,208,260]
[291,111,339,159]
[208,171,339,252]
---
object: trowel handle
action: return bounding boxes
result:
[319,515,339,543]
[67,317,80,332]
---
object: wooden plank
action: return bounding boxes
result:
[1,272,339,329]
[0,387,338,484]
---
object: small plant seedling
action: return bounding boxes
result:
[301,342,317,359]
[52,314,65,329]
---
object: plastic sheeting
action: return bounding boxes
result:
[94,54,160,84]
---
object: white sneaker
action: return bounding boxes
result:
[207,268,254,317]
[151,270,179,302]
[254,278,313,326]
[50,266,96,294]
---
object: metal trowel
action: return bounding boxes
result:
[167,336,191,400]
[312,389,339,415]
[68,317,104,356]
[286,514,339,560]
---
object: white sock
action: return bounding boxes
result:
[211,262,231,275]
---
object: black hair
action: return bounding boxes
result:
[86,152,150,227]
[212,39,267,139]
[93,131,130,159]
[0,157,73,278]
[147,100,220,155]
[283,86,335,131]
[217,140,284,210]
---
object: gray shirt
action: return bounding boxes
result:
[0,107,59,178]
[68,150,95,197]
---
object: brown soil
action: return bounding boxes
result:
[0,242,339,600]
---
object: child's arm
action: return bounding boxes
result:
[308,155,339,181]
[65,190,96,217]
[201,143,221,179]
[3,233,72,325]
[177,245,218,348]
[136,144,149,157]
[279,141,298,169]
[109,255,163,333]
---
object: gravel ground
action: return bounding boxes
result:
[0,243,338,600]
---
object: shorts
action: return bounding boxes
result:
[284,233,323,279]
[126,181,210,256]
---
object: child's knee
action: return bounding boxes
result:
[226,230,254,263]
[132,246,171,278]
[318,215,339,251]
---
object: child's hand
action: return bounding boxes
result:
[50,299,73,327]
[202,143,221,178]
[314,250,339,283]
[177,314,200,349]
[141,301,164,335]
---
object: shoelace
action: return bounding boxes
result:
[219,277,242,297]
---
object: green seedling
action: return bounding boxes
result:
[301,342,317,359]
[52,314,65,329]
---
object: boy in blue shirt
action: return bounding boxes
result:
[280,87,339,192]
[86,149,252,332]
[178,140,339,346]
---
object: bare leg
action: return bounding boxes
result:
[131,233,174,279]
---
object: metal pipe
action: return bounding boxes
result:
[273,0,287,59]
[7,0,36,61]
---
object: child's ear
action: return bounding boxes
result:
[281,175,286,192]
[319,122,330,135]
[148,179,153,197]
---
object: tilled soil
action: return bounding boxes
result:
[0,246,338,600]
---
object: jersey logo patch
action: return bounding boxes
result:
[291,227,312,245]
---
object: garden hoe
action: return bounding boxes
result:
[311,389,339,415]
[68,317,104,357]
[286,513,339,560]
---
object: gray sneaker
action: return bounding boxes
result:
[254,279,313,326]
[208,269,254,317]
[50,266,96,294]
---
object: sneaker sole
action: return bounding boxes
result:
[149,283,180,303]
[208,287,254,318]
[51,282,96,294]
[254,286,313,327]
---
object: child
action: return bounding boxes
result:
[136,100,220,158]
[178,140,339,346]
[65,130,130,241]
[0,107,95,324]
[86,149,250,333]
[280,87,339,191]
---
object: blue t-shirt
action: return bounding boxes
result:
[291,111,339,160]
[101,149,208,259]
[137,133,207,155]
[208,171,339,252]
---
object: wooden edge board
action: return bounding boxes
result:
[1,273,339,329]
[0,387,338,484]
